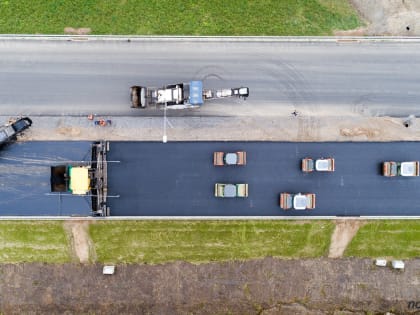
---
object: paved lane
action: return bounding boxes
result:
[107,141,420,217]
[3,140,420,217]
[0,141,92,216]
[1,39,420,117]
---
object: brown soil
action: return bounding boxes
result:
[0,259,418,314]
[334,27,367,36]
[328,220,365,258]
[17,116,420,142]
[349,0,420,35]
[63,221,94,263]
[64,27,92,35]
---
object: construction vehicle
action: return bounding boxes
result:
[0,117,32,147]
[130,81,249,109]
[302,157,335,172]
[213,151,247,166]
[50,141,110,216]
[382,161,420,177]
[280,192,316,210]
[215,183,248,198]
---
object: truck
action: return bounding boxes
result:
[213,151,247,166]
[214,183,248,198]
[382,161,420,177]
[130,81,249,109]
[302,157,335,172]
[50,141,110,216]
[0,117,32,147]
[280,192,316,210]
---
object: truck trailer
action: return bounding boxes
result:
[130,81,249,109]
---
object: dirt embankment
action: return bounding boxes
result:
[329,220,365,258]
[0,259,418,314]
[15,115,420,142]
[63,221,95,263]
[344,0,420,36]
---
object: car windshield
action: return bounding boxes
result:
[0,131,8,142]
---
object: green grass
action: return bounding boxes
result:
[0,221,71,263]
[89,220,334,264]
[0,0,360,35]
[345,221,420,259]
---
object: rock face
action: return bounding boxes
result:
[0,258,419,314]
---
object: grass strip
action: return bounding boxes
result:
[0,221,71,263]
[345,220,420,259]
[90,220,334,264]
[0,0,360,35]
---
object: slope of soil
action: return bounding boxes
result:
[349,0,420,35]
[0,259,418,314]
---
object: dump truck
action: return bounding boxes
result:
[50,141,110,216]
[130,81,249,109]
[280,192,316,210]
[0,117,32,147]
[382,161,420,177]
[213,151,247,166]
[215,183,248,198]
[302,157,335,172]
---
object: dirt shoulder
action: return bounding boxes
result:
[14,115,420,142]
[0,258,418,314]
[346,0,420,36]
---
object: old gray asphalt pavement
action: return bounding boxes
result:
[1,39,420,117]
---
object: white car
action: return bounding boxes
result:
[280,192,316,210]
[302,157,335,172]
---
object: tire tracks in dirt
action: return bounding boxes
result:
[328,220,365,258]
[63,221,95,263]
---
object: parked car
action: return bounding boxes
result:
[302,157,335,172]
[280,192,316,210]
[382,161,419,177]
[213,151,246,166]
[0,117,32,146]
[215,183,248,198]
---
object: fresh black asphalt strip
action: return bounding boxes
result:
[2,141,420,217]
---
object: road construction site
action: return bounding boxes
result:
[2,140,420,217]
[1,35,420,315]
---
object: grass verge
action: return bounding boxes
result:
[0,221,70,263]
[89,220,334,264]
[0,0,360,35]
[344,221,420,259]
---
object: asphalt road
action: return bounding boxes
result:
[107,141,420,217]
[0,141,93,216]
[1,38,420,117]
[2,140,420,217]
